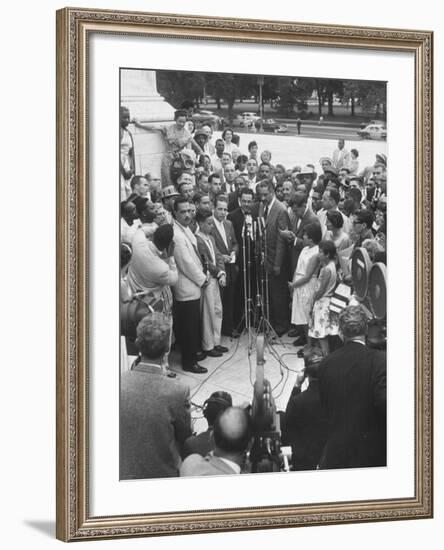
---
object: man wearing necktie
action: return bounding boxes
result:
[256,179,291,336]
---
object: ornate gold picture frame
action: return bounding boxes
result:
[56,7,433,542]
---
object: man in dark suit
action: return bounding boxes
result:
[120,313,192,480]
[256,180,291,336]
[282,361,328,470]
[228,187,257,333]
[318,305,387,469]
[212,195,240,337]
[180,407,252,476]
[280,191,321,277]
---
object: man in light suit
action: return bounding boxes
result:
[318,305,387,469]
[180,407,252,476]
[256,180,291,336]
[172,197,208,374]
[332,138,351,171]
[211,195,239,338]
[120,313,192,479]
[195,210,228,357]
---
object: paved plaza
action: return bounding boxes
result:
[126,132,387,432]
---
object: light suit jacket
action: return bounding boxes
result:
[172,221,206,301]
[180,452,239,477]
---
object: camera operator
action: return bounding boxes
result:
[180,407,252,476]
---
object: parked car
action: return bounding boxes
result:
[357,123,387,140]
[191,109,223,130]
[359,119,386,129]
[230,114,253,128]
[261,118,280,132]
[241,112,261,124]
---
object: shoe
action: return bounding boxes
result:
[288,328,301,338]
[206,349,223,358]
[292,335,307,347]
[275,329,288,337]
[183,364,208,374]
[196,351,207,361]
[166,370,177,378]
[214,345,228,353]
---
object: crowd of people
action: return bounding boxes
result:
[119,105,387,479]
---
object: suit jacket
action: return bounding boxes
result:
[172,221,206,301]
[120,365,192,479]
[196,233,225,278]
[332,147,351,170]
[180,452,239,476]
[211,219,239,285]
[227,191,240,212]
[258,198,290,272]
[127,229,178,295]
[318,342,387,469]
[227,207,246,248]
[228,207,257,269]
[282,381,329,470]
[211,219,239,257]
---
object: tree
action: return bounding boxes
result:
[156,71,205,109]
[343,81,360,116]
[275,77,313,116]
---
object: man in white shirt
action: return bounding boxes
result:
[317,187,352,237]
[120,200,141,245]
[212,195,239,338]
[245,157,258,189]
[332,138,351,171]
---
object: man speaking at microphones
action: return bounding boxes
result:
[256,179,291,337]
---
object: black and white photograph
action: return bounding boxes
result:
[119,67,388,481]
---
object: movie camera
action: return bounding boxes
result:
[350,247,387,350]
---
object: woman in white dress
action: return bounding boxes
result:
[222,128,241,163]
[289,223,322,347]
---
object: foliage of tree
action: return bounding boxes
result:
[156,70,386,120]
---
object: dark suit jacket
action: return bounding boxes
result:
[227,207,246,248]
[227,191,241,212]
[180,452,239,476]
[120,365,192,479]
[211,219,239,285]
[258,199,290,273]
[196,233,225,278]
[282,381,329,470]
[318,342,387,469]
[211,219,239,258]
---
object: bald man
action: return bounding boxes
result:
[180,407,252,476]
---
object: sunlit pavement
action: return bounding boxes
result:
[213,130,387,171]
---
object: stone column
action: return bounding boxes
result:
[121,69,175,180]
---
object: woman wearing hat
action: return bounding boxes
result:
[134,109,204,187]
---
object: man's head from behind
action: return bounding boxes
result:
[338,305,368,342]
[213,406,252,456]
[135,312,171,360]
